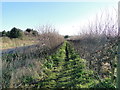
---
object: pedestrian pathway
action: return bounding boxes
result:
[33,41,98,89]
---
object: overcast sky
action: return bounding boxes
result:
[1,1,118,35]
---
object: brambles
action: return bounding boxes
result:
[68,10,118,88]
[69,35,117,88]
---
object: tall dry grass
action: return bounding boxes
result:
[1,36,39,50]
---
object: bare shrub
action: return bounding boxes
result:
[69,9,118,82]
[37,25,64,49]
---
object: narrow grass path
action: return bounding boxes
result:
[28,41,98,89]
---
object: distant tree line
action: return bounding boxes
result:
[0,27,38,38]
